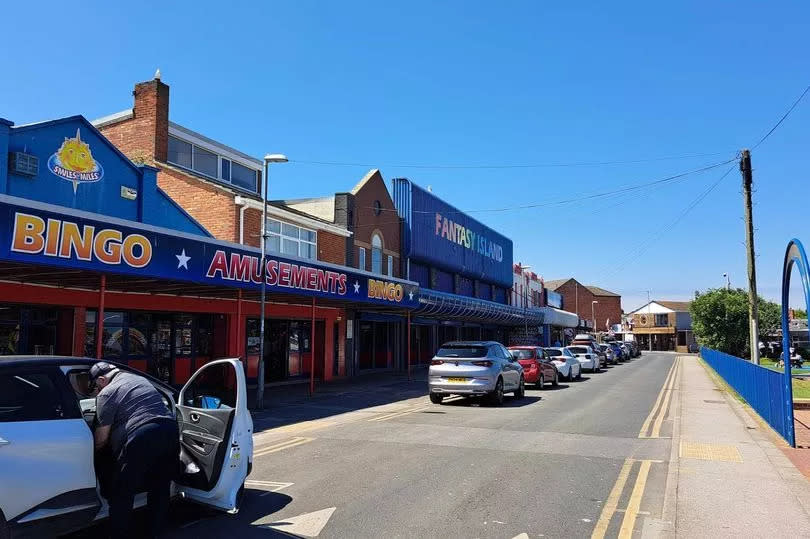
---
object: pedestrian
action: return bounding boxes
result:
[90,362,179,538]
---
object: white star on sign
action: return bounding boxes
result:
[176,249,191,270]
[353,280,360,294]
[408,290,414,301]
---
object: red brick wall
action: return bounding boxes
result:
[351,171,401,277]
[318,230,346,265]
[158,166,239,242]
[242,207,262,248]
[553,279,622,329]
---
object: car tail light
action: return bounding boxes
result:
[471,360,493,367]
[431,360,444,365]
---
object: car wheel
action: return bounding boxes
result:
[488,378,504,406]
[576,367,582,380]
[537,375,545,389]
[551,371,559,386]
[515,377,525,399]
[430,393,444,404]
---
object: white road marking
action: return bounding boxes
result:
[253,436,315,457]
[245,480,295,496]
[512,534,530,539]
[261,507,336,537]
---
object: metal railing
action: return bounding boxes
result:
[701,347,794,446]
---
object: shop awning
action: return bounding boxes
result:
[539,306,579,328]
[0,194,420,311]
[415,289,545,326]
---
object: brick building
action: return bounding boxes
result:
[544,278,622,333]
[93,73,350,262]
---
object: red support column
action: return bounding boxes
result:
[407,311,412,381]
[310,297,316,396]
[94,275,106,359]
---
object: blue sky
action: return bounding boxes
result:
[3,1,808,311]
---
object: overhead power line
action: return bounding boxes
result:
[288,151,732,170]
[752,83,810,149]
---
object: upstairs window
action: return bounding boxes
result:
[371,234,383,274]
[167,135,259,193]
[266,218,317,260]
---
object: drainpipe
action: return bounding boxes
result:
[235,195,249,244]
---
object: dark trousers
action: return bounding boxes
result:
[109,420,180,538]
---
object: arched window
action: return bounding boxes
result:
[371,233,383,274]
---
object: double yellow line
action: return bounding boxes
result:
[591,458,660,539]
[639,357,680,439]
[254,436,314,457]
[368,405,429,422]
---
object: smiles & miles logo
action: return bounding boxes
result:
[47,128,104,193]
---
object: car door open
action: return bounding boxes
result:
[175,358,252,513]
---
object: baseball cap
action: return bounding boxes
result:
[88,362,118,390]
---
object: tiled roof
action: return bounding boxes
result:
[656,300,692,312]
[544,279,572,291]
[586,285,620,297]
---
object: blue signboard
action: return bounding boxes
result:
[406,183,513,287]
[0,195,420,309]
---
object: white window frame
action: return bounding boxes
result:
[266,218,317,260]
[167,134,259,193]
[358,247,366,271]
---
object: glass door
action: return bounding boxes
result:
[151,316,173,384]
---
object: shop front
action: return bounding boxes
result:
[0,115,420,387]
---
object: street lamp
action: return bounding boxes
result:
[591,300,598,335]
[723,272,731,290]
[256,153,288,410]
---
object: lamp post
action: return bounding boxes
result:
[591,300,598,335]
[723,272,731,290]
[256,153,288,410]
[647,290,653,352]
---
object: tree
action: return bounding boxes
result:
[793,308,807,319]
[690,288,781,359]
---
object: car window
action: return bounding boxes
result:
[68,369,97,399]
[544,348,562,357]
[564,349,574,357]
[0,372,66,422]
[436,346,488,358]
[500,345,513,360]
[183,362,237,410]
[509,349,534,360]
[569,346,588,354]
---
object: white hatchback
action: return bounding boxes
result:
[566,345,601,373]
[0,356,253,538]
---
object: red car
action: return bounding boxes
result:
[508,346,559,388]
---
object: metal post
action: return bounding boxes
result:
[256,160,270,410]
[310,297,316,396]
[647,290,653,352]
[407,311,412,381]
[95,274,106,359]
[236,289,243,358]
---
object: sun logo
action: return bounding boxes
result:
[47,128,104,193]
[56,130,96,173]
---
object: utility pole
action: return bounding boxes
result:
[647,290,653,352]
[741,149,760,365]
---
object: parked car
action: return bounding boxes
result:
[508,346,559,388]
[429,341,524,405]
[620,343,633,359]
[0,356,253,539]
[599,344,617,365]
[572,335,606,365]
[607,341,626,361]
[566,345,600,373]
[544,347,582,381]
[626,341,641,357]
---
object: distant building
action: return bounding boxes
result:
[626,300,694,353]
[544,278,622,332]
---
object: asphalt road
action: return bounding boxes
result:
[70,351,678,538]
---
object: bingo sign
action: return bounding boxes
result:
[0,197,419,308]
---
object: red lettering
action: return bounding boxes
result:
[318,269,329,292]
[337,274,347,295]
[266,260,278,285]
[278,262,291,286]
[250,257,262,283]
[291,264,307,288]
[207,250,229,279]
[229,253,252,282]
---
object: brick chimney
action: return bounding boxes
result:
[132,71,170,163]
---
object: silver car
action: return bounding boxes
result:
[428,341,524,406]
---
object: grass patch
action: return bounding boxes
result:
[793,378,810,399]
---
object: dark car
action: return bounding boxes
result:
[607,342,626,361]
[508,346,559,388]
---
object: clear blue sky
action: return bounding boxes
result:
[3,1,808,311]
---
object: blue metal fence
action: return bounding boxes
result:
[701,347,795,446]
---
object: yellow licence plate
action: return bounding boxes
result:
[447,377,467,383]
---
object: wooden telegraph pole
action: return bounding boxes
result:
[741,149,760,365]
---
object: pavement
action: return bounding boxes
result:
[668,356,810,538]
[64,352,810,538]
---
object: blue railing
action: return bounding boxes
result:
[701,347,794,446]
